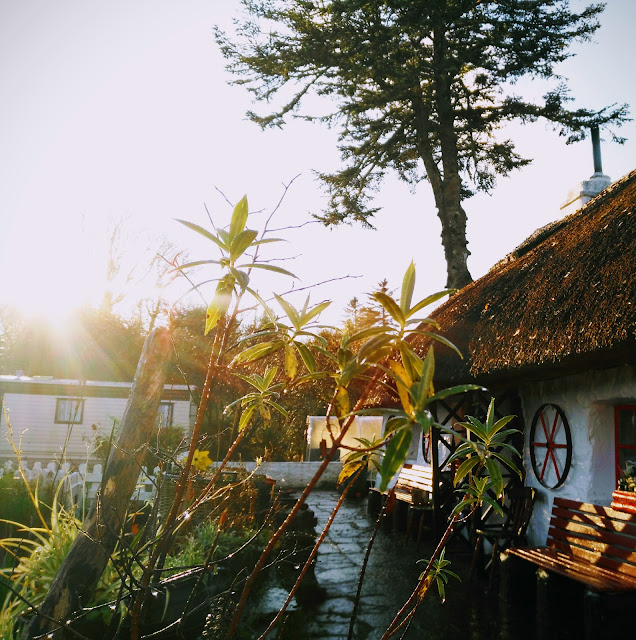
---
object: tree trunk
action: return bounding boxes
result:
[21,327,173,640]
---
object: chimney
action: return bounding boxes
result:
[560,125,611,216]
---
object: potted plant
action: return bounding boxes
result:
[611,460,636,514]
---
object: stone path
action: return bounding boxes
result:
[251,490,531,640]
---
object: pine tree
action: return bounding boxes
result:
[216,0,628,288]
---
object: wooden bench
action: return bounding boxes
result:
[393,463,434,506]
[506,497,636,591]
[504,497,636,638]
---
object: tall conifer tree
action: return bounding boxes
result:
[217,0,627,288]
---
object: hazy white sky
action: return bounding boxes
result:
[1,0,634,328]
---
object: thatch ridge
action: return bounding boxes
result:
[415,168,636,387]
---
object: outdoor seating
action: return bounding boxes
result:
[469,486,536,582]
[503,497,636,638]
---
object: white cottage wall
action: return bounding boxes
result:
[519,364,636,546]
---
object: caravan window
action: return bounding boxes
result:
[55,398,84,424]
[157,402,174,427]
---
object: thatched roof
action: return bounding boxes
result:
[401,168,636,392]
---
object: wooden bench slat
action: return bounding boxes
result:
[550,526,636,567]
[554,497,636,524]
[507,548,636,591]
[551,506,636,538]
[507,496,636,593]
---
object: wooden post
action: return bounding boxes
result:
[21,327,173,639]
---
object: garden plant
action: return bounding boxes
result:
[1,194,520,639]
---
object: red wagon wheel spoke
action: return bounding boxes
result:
[530,404,572,489]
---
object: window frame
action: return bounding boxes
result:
[615,404,636,483]
[156,402,174,428]
[55,398,85,425]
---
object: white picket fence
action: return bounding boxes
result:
[0,460,159,506]
[0,459,345,510]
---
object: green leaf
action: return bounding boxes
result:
[275,294,301,330]
[485,458,504,499]
[176,219,227,251]
[205,275,235,335]
[284,342,298,380]
[378,428,412,492]
[171,259,223,272]
[356,333,394,364]
[238,405,257,432]
[406,290,454,319]
[228,267,250,292]
[300,300,331,325]
[372,292,406,326]
[428,384,484,404]
[252,237,285,246]
[230,229,258,261]
[488,415,516,437]
[246,286,277,323]
[232,341,283,364]
[400,261,416,313]
[453,455,481,486]
[229,195,249,239]
[411,331,463,358]
[243,263,298,278]
[294,340,316,374]
[346,326,390,344]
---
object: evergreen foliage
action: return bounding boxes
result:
[216,0,628,288]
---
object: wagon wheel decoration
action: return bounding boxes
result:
[530,403,572,489]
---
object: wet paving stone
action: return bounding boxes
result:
[250,489,535,640]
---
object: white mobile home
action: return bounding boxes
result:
[0,375,195,464]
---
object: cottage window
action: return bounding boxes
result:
[156,402,174,428]
[55,398,84,424]
[615,405,636,482]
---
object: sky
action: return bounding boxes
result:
[1,0,635,330]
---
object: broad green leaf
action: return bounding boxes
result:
[176,219,227,251]
[263,366,277,388]
[238,405,257,432]
[411,331,463,358]
[294,340,316,373]
[485,458,504,499]
[300,300,331,325]
[228,267,249,292]
[453,455,481,486]
[481,493,505,518]
[486,398,496,428]
[338,460,364,486]
[356,333,394,364]
[171,259,222,272]
[347,326,390,344]
[230,229,258,261]
[252,237,285,246]
[406,290,455,319]
[275,294,301,329]
[259,403,272,421]
[389,361,413,416]
[217,229,230,246]
[229,195,249,239]
[244,263,298,278]
[205,275,235,335]
[399,342,423,383]
[246,286,277,323]
[412,348,435,407]
[488,415,516,437]
[284,342,298,380]
[400,261,416,313]
[385,415,411,435]
[232,341,283,364]
[265,400,288,419]
[378,429,412,492]
[428,384,484,404]
[372,292,406,326]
